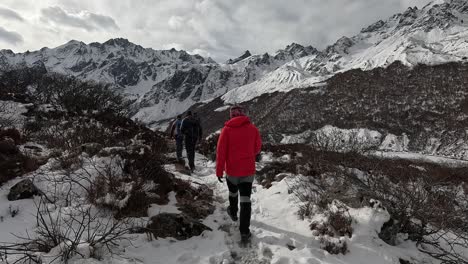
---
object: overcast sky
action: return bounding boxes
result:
[0,0,432,62]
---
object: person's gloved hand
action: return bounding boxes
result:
[217,177,223,183]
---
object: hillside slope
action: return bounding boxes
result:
[193,61,468,159]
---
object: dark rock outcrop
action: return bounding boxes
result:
[379,218,400,246]
[7,179,40,201]
[147,213,212,240]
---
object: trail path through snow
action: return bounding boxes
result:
[160,154,313,264]
[0,151,439,264]
[147,153,435,264]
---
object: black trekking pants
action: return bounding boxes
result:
[185,137,197,170]
[226,175,254,235]
[176,135,183,161]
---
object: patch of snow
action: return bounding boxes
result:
[281,130,313,144]
[214,105,231,112]
[205,130,221,140]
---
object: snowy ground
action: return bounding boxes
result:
[0,152,441,264]
[119,154,436,264]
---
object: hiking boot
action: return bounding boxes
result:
[240,232,251,243]
[227,206,238,221]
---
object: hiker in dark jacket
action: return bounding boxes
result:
[181,111,202,171]
[170,115,184,162]
[193,112,203,141]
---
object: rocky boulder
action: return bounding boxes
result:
[147,213,212,240]
[379,218,400,246]
[7,179,40,201]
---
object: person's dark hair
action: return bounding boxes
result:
[186,111,192,116]
[177,115,182,119]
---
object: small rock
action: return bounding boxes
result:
[23,145,42,152]
[379,218,400,246]
[399,259,413,264]
[287,244,296,251]
[147,213,212,240]
[7,179,40,201]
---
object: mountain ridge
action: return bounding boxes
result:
[1,0,468,123]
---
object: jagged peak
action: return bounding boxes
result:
[65,39,86,46]
[325,36,354,55]
[285,42,304,50]
[0,49,14,55]
[274,43,318,60]
[226,50,252,64]
[361,20,386,33]
[241,50,252,58]
[103,38,132,47]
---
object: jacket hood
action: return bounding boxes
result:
[225,116,251,128]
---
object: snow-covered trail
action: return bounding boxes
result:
[0,152,438,264]
[122,153,427,264]
[121,153,317,264]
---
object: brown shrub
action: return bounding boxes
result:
[198,132,220,161]
[310,201,353,238]
[174,179,215,220]
[319,237,348,255]
[0,128,22,144]
[328,209,353,238]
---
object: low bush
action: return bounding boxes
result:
[198,132,220,161]
[0,197,132,263]
[320,237,348,255]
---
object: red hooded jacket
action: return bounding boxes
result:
[216,116,262,178]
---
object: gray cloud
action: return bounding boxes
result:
[40,6,119,31]
[126,0,432,61]
[0,7,24,21]
[0,26,23,44]
[0,0,433,61]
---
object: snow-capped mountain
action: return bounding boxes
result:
[1,0,467,123]
[0,39,316,123]
[224,0,468,104]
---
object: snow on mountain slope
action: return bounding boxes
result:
[224,0,468,104]
[0,39,317,123]
[223,56,326,104]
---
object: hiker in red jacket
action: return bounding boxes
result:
[216,105,262,242]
